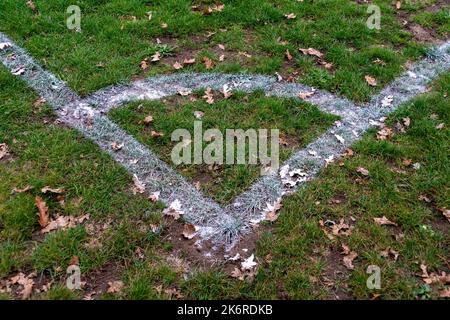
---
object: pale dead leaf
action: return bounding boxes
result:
[151,130,164,138]
[183,58,196,65]
[140,59,150,70]
[149,191,160,202]
[284,13,296,19]
[35,196,49,227]
[193,110,205,119]
[373,216,398,226]
[203,56,214,69]
[365,75,377,87]
[151,52,161,62]
[182,223,198,239]
[285,49,293,61]
[356,167,369,176]
[241,254,257,270]
[264,198,282,222]
[0,42,11,50]
[111,141,124,151]
[12,185,33,194]
[299,47,323,58]
[163,199,184,220]
[203,87,214,104]
[107,281,124,293]
[298,90,315,99]
[173,61,183,70]
[342,245,358,270]
[41,186,65,194]
[144,115,154,125]
[132,174,146,194]
[380,248,399,261]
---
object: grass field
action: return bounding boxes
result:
[0,0,448,101]
[0,0,449,300]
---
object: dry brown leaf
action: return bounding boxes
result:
[164,288,184,299]
[161,22,168,29]
[182,223,197,239]
[285,49,293,61]
[395,1,402,10]
[356,167,369,176]
[107,280,124,293]
[203,56,214,69]
[111,141,124,151]
[26,0,37,12]
[173,61,183,70]
[151,130,164,138]
[402,117,411,127]
[149,191,160,202]
[264,199,282,222]
[35,196,49,227]
[218,44,225,51]
[299,47,323,58]
[376,127,393,140]
[284,13,296,19]
[203,87,214,104]
[183,58,196,65]
[365,75,377,87]
[12,185,33,194]
[342,245,358,270]
[163,199,184,220]
[298,90,315,99]
[140,59,150,70]
[41,186,65,194]
[373,216,398,226]
[143,115,154,125]
[151,52,161,62]
[436,123,445,129]
[344,148,354,157]
[132,174,146,194]
[438,208,450,223]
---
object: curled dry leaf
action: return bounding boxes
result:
[163,199,184,220]
[203,56,214,69]
[373,216,398,226]
[436,123,445,129]
[9,272,35,299]
[151,52,161,62]
[140,59,150,70]
[173,61,183,70]
[438,208,450,223]
[35,196,49,227]
[149,191,160,202]
[381,95,394,107]
[12,67,25,76]
[356,167,369,176]
[264,198,282,222]
[342,245,358,270]
[41,213,90,234]
[376,127,393,140]
[285,49,292,61]
[203,87,214,104]
[151,130,164,138]
[365,75,377,87]
[183,58,196,65]
[111,141,124,151]
[298,90,315,99]
[284,13,296,19]
[299,47,323,58]
[41,186,65,194]
[12,185,33,194]
[132,174,146,194]
[182,223,198,239]
[221,84,233,99]
[144,115,154,125]
[33,97,46,108]
[107,280,124,293]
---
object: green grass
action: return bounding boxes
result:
[109,90,338,203]
[0,0,446,101]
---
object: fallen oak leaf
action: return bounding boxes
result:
[284,13,296,19]
[132,174,146,194]
[111,141,124,151]
[12,185,33,194]
[143,115,154,125]
[107,281,124,293]
[264,198,282,222]
[202,87,214,104]
[151,130,164,138]
[35,196,49,227]
[298,90,316,99]
[173,61,183,70]
[0,143,10,159]
[285,49,293,61]
[356,167,369,176]
[342,245,358,270]
[183,58,196,65]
